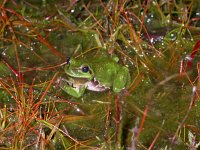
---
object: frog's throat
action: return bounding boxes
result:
[86,79,110,92]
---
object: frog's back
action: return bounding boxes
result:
[89,56,120,87]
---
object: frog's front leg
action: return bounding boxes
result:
[113,67,130,93]
[59,78,86,98]
[62,86,86,98]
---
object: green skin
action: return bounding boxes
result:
[60,55,131,98]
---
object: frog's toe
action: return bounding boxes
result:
[120,88,129,96]
[113,87,123,93]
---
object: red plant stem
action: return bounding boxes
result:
[36,34,63,58]
[1,56,21,79]
[139,0,151,34]
[44,25,62,32]
[128,74,143,95]
[198,63,200,77]
[122,11,161,56]
[136,96,150,143]
[104,90,111,140]
[14,43,22,81]
[33,73,58,114]
[0,4,63,59]
[83,4,107,33]
[0,5,23,81]
[187,39,200,69]
[0,80,19,105]
[66,0,79,12]
[179,59,184,77]
[5,7,23,20]
[0,5,17,38]
[115,95,120,148]
[99,0,115,28]
[171,85,197,146]
[196,63,200,99]
[148,130,161,150]
[26,123,54,148]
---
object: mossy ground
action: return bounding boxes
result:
[0,0,200,149]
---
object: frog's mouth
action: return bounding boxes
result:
[86,78,110,92]
[66,76,109,92]
[58,77,109,92]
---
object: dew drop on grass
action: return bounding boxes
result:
[76,108,81,112]
[150,38,154,43]
[146,18,151,23]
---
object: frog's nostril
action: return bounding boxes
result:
[82,66,89,73]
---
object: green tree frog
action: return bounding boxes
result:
[59,54,131,98]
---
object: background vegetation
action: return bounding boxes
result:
[0,0,200,149]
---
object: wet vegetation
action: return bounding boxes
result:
[0,0,200,149]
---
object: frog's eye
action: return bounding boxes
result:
[82,66,89,73]
[66,57,70,65]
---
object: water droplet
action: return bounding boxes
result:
[167,19,170,23]
[192,86,197,93]
[185,56,192,61]
[150,38,154,43]
[170,33,176,41]
[139,54,143,57]
[127,40,131,43]
[147,18,151,23]
[76,108,80,112]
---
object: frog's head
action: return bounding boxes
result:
[64,57,94,80]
